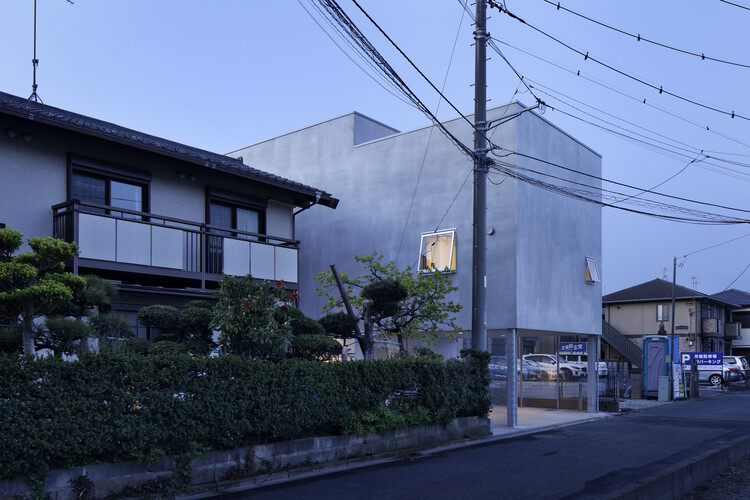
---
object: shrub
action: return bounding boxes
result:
[137,305,179,331]
[289,334,343,361]
[0,352,489,480]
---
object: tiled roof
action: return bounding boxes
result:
[711,289,750,308]
[0,91,337,208]
[603,278,709,303]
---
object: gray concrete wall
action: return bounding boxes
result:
[233,104,602,340]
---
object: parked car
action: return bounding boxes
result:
[489,355,543,381]
[523,353,584,381]
[724,356,750,381]
[693,361,744,386]
[559,354,609,377]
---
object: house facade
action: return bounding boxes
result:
[711,289,750,358]
[230,104,603,412]
[603,279,737,361]
[0,91,336,336]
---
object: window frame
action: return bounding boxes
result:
[67,155,150,216]
[418,228,457,273]
[657,304,670,322]
[585,257,600,284]
[206,188,267,240]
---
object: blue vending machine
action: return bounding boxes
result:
[643,335,670,398]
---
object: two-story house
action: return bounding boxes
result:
[603,279,737,363]
[0,91,337,336]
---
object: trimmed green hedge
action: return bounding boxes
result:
[0,350,489,479]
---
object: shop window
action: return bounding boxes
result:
[419,229,456,272]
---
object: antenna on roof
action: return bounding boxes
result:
[28,0,41,103]
[28,0,74,103]
[663,268,668,280]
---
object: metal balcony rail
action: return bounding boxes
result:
[52,200,300,284]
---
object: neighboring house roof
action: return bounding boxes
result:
[711,289,750,308]
[0,91,337,208]
[603,278,728,305]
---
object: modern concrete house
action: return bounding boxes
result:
[603,279,738,361]
[0,91,337,336]
[231,103,603,411]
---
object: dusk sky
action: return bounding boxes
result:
[2,0,750,295]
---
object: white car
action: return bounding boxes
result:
[523,353,584,381]
[560,354,609,378]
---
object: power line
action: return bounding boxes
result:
[297,0,418,109]
[543,0,750,70]
[724,262,750,290]
[683,232,750,257]
[396,0,468,261]
[311,0,474,158]
[488,1,750,122]
[348,0,480,138]
[718,0,750,11]
[491,36,750,152]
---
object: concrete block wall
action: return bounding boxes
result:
[1,416,490,499]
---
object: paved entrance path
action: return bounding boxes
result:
[213,390,750,499]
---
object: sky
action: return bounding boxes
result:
[2,0,750,296]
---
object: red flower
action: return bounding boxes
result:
[276,281,284,287]
[290,291,299,300]
[280,305,289,313]
[244,301,249,307]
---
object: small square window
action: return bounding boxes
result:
[585,257,600,284]
[419,229,456,272]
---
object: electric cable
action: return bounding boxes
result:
[488,1,750,122]
[542,0,750,70]
[718,0,750,11]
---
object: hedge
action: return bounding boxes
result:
[0,350,489,480]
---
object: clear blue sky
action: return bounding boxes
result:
[2,0,750,295]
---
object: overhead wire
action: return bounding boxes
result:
[297,0,418,109]
[311,0,475,158]
[491,36,750,153]
[395,0,468,261]
[542,0,750,70]
[718,0,750,11]
[488,1,750,123]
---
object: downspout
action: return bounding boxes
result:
[292,191,322,241]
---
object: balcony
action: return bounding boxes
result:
[52,201,299,288]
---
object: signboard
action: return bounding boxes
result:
[681,352,723,371]
[559,342,586,355]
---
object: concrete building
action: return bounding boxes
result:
[231,103,603,411]
[0,91,337,335]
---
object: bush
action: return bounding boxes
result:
[137,305,179,331]
[90,312,132,339]
[0,352,489,480]
[289,334,343,361]
[319,312,358,338]
[0,325,21,354]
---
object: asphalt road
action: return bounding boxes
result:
[218,391,750,500]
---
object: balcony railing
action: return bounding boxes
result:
[52,201,299,286]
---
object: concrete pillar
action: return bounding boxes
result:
[507,328,518,427]
[587,334,599,413]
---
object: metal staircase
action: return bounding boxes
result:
[602,320,643,368]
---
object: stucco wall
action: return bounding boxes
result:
[234,104,603,340]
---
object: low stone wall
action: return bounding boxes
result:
[1,416,490,499]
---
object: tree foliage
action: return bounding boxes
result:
[210,276,295,358]
[316,253,462,357]
[0,228,86,355]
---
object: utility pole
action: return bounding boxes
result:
[471,0,489,352]
[670,256,677,399]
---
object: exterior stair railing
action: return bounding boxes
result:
[602,320,643,368]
